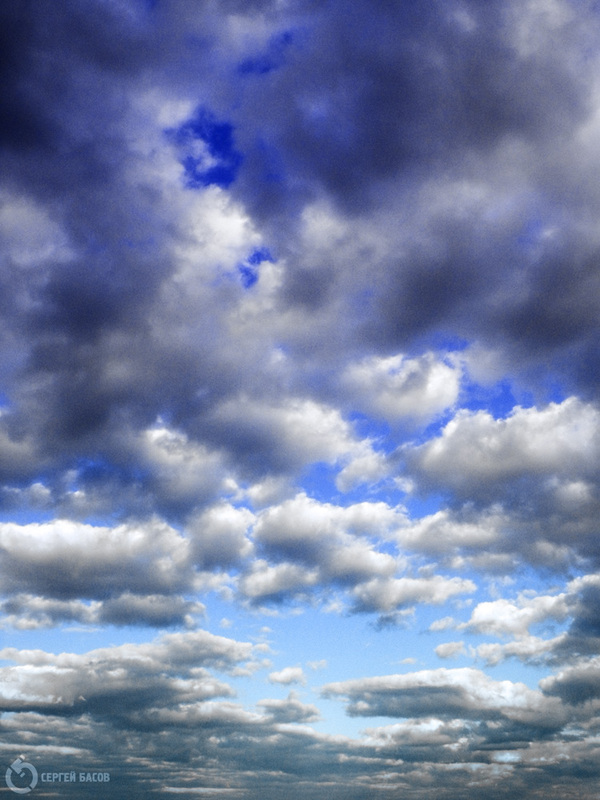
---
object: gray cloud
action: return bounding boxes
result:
[0,0,597,513]
[3,0,600,797]
[258,691,319,723]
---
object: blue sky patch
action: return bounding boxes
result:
[168,107,243,189]
[238,246,275,288]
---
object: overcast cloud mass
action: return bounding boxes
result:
[2,0,600,797]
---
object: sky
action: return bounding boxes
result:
[1,0,600,797]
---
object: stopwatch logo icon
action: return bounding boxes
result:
[5,759,38,794]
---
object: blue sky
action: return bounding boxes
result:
[1,0,600,797]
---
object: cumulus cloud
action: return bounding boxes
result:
[235,494,412,606]
[342,352,461,423]
[463,593,570,639]
[0,518,192,599]
[435,642,466,660]
[0,593,204,631]
[267,667,307,686]
[258,691,320,723]
[3,0,600,796]
[323,668,565,731]
[351,576,476,615]
[206,395,388,489]
[405,398,600,503]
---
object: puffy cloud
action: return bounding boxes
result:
[258,691,320,723]
[206,396,387,489]
[435,641,466,659]
[253,493,400,579]
[351,576,476,615]
[0,518,192,599]
[268,667,307,686]
[398,508,503,557]
[342,352,461,423]
[464,593,569,637]
[405,398,600,502]
[3,0,600,796]
[472,635,565,668]
[186,503,254,570]
[237,494,410,605]
[239,560,319,604]
[400,399,600,572]
[137,424,234,516]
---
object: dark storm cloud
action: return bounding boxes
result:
[542,658,600,706]
[0,0,599,513]
[221,0,600,392]
[232,0,587,211]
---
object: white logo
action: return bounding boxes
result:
[5,759,38,794]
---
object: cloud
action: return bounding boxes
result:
[405,398,600,503]
[351,576,476,615]
[342,352,461,423]
[268,667,306,686]
[323,667,565,731]
[0,593,205,631]
[186,503,254,570]
[252,494,401,578]
[3,0,600,796]
[258,691,320,723]
[0,518,193,599]
[398,508,503,557]
[541,657,600,706]
[435,642,466,660]
[236,494,412,606]
[239,561,320,604]
[0,629,258,719]
[205,395,387,489]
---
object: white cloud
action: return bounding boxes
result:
[398,508,502,556]
[267,667,307,686]
[342,352,461,422]
[0,517,193,599]
[435,641,466,659]
[186,503,254,569]
[139,423,232,509]
[253,494,401,585]
[472,635,565,667]
[462,593,569,638]
[239,560,319,602]
[0,592,205,630]
[0,629,259,715]
[429,616,457,632]
[407,398,600,499]
[351,575,476,614]
[209,396,388,490]
[258,691,320,722]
